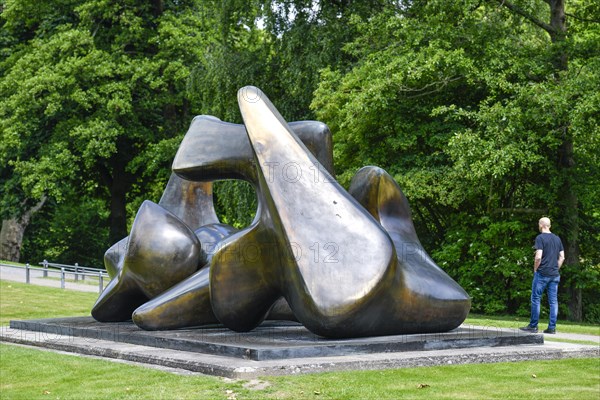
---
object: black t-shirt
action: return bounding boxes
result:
[534,233,564,277]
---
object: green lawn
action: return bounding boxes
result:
[0,344,597,400]
[0,280,599,399]
[41,275,107,287]
[0,260,28,266]
[0,280,97,326]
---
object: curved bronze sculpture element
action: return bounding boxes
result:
[92,200,202,322]
[103,173,217,280]
[131,221,296,330]
[207,86,469,338]
[348,166,471,334]
[128,117,333,330]
[172,116,335,183]
[103,237,128,279]
[208,86,395,336]
[132,223,238,330]
[158,173,219,229]
[93,87,470,338]
[96,171,221,322]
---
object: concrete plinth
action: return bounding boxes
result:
[2,317,596,378]
[8,317,542,361]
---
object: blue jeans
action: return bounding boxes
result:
[529,272,560,330]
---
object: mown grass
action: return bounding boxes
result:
[41,275,106,287]
[0,260,26,267]
[0,344,598,399]
[544,337,599,346]
[0,279,599,399]
[0,280,97,325]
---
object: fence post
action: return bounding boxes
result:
[26,263,30,284]
[43,259,48,278]
[60,268,65,289]
[98,272,103,294]
[78,262,85,281]
[74,262,79,282]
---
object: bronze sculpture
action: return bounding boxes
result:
[94,116,333,327]
[92,86,471,338]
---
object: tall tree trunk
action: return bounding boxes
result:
[99,139,134,246]
[109,180,129,246]
[108,154,130,246]
[558,133,582,321]
[0,196,46,261]
[549,0,582,321]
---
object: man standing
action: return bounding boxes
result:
[520,217,565,334]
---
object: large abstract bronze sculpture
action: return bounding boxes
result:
[92,86,471,338]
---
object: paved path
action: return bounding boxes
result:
[545,330,600,344]
[466,324,600,344]
[0,264,107,293]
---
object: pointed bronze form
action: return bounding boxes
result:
[103,237,128,279]
[348,166,471,333]
[131,223,238,330]
[103,173,218,279]
[209,86,469,338]
[158,173,219,229]
[92,201,202,322]
[172,116,335,183]
[131,116,333,330]
[208,86,396,337]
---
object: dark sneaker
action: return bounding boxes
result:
[519,325,538,333]
[543,329,556,334]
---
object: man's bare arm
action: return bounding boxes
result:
[558,250,565,269]
[534,249,543,271]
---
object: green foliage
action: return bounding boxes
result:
[20,194,109,267]
[185,0,390,224]
[312,0,600,319]
[213,180,257,229]
[1,0,207,248]
[561,261,600,323]
[433,215,533,315]
[1,0,598,321]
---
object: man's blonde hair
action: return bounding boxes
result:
[539,217,551,228]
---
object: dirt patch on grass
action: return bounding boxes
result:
[243,379,271,390]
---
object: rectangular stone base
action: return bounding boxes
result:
[3,317,597,378]
[9,317,541,361]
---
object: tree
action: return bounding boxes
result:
[0,0,78,260]
[312,0,600,320]
[185,0,393,226]
[1,0,208,259]
[484,0,599,321]
[0,196,45,261]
